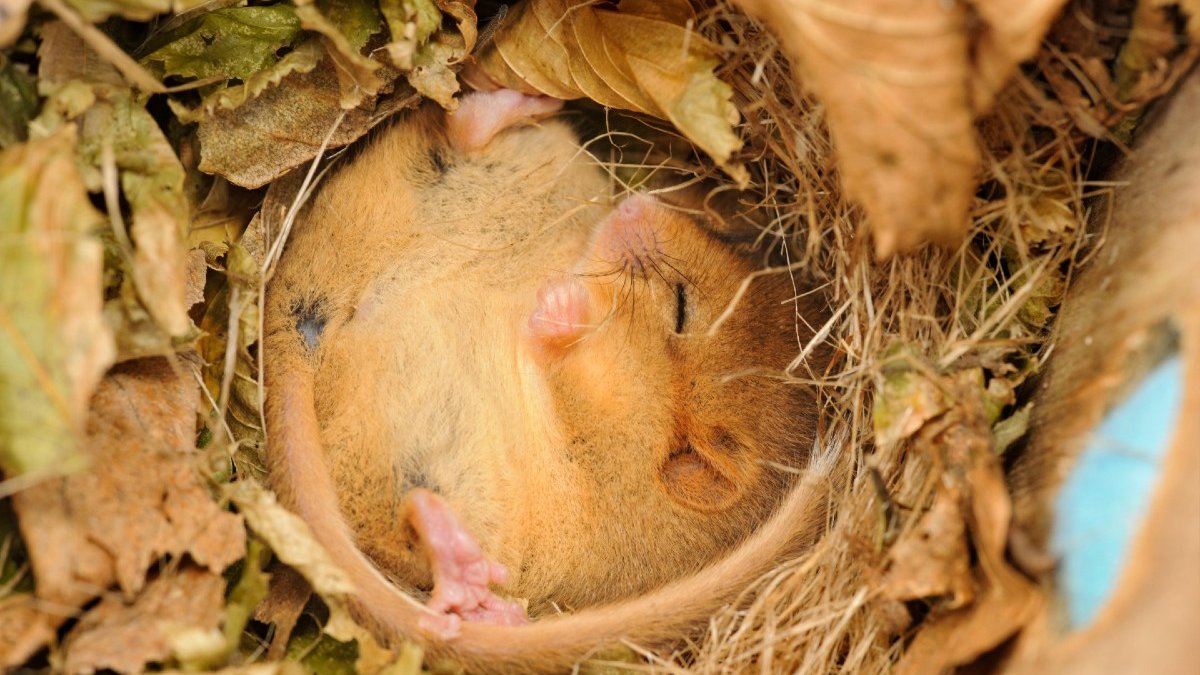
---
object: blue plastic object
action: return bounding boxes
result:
[1049,355,1184,629]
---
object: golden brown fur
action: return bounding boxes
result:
[263,97,834,670]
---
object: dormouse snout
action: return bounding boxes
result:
[589,194,663,269]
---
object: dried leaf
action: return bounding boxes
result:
[880,483,974,608]
[228,480,399,668]
[198,241,264,461]
[407,34,463,108]
[295,0,385,109]
[195,56,417,188]
[872,348,948,448]
[731,0,1068,256]
[0,594,58,668]
[140,5,303,82]
[255,562,313,660]
[474,0,743,175]
[0,126,114,476]
[380,0,441,69]
[39,21,194,339]
[895,370,1043,674]
[63,566,226,674]
[229,479,356,601]
[186,247,208,309]
[0,55,37,148]
[12,359,245,608]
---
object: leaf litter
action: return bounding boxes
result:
[0,0,1197,673]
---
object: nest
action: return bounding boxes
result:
[605,1,1182,672]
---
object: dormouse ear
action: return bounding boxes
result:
[659,429,752,513]
[654,184,779,260]
[447,89,563,153]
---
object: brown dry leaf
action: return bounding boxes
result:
[185,247,208,309]
[380,0,474,108]
[37,19,124,87]
[895,370,1042,673]
[731,0,1067,256]
[0,594,59,669]
[196,56,418,188]
[1114,0,1200,103]
[473,0,743,177]
[880,483,974,609]
[407,33,465,108]
[12,358,245,615]
[255,562,313,660]
[63,566,226,674]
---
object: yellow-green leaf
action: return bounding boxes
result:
[0,127,115,475]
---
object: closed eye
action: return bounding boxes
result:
[674,282,687,334]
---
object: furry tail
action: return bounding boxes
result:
[266,357,845,673]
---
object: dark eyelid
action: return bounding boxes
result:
[674,282,687,334]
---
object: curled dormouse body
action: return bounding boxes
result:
[263,88,835,671]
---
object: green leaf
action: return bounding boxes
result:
[0,56,38,149]
[140,5,303,82]
[218,539,271,662]
[295,0,385,108]
[319,0,383,51]
[286,619,359,675]
[993,403,1032,455]
[0,127,115,476]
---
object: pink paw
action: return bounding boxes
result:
[404,489,528,639]
[528,277,592,350]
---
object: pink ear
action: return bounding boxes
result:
[527,277,591,352]
[447,89,564,152]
